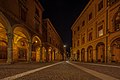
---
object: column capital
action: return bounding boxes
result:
[7,33,13,39]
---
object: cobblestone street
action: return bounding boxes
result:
[0,61,120,80]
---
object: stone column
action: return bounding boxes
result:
[46,48,49,62]
[28,40,32,62]
[51,50,52,61]
[93,48,96,63]
[54,50,56,61]
[85,50,87,62]
[40,44,42,62]
[7,33,13,64]
[107,45,111,63]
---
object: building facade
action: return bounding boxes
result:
[0,0,64,63]
[71,0,120,63]
[43,19,64,62]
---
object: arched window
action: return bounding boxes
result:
[113,7,120,31]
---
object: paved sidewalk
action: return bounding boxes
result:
[0,62,57,79]
[72,61,120,79]
[67,61,119,80]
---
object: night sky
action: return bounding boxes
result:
[39,0,89,52]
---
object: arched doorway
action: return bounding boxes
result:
[111,38,120,62]
[32,36,41,62]
[96,42,105,63]
[77,50,80,61]
[13,27,30,62]
[0,23,7,62]
[87,46,93,62]
[81,48,85,62]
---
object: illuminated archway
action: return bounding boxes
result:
[96,42,105,63]
[32,36,41,62]
[111,37,120,62]
[0,12,12,63]
[13,26,30,62]
[0,23,7,62]
[87,46,93,62]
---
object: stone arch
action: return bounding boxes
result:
[87,46,93,62]
[111,37,120,63]
[0,12,12,63]
[32,36,42,62]
[0,12,12,33]
[81,48,85,62]
[96,42,105,63]
[13,26,30,62]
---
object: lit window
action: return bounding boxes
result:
[98,25,103,37]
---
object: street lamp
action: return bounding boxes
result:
[63,45,67,60]
[63,45,66,48]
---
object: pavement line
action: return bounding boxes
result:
[66,61,119,80]
[0,62,63,80]
[83,63,120,68]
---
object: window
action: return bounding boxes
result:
[89,12,92,20]
[49,37,51,43]
[98,0,103,11]
[89,32,92,41]
[109,0,119,6]
[81,33,85,44]
[82,37,85,44]
[82,21,85,26]
[114,10,120,31]
[19,0,27,22]
[98,25,103,37]
[34,21,40,32]
[77,40,79,46]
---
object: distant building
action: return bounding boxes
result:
[43,19,64,61]
[0,0,64,63]
[71,0,120,63]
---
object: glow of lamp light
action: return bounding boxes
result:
[35,41,37,43]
